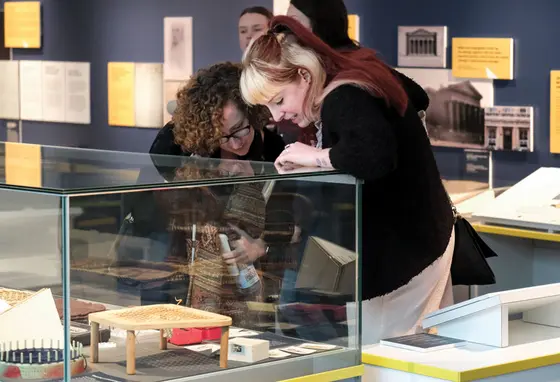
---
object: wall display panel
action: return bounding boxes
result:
[19,60,43,121]
[484,106,534,152]
[163,80,184,125]
[135,63,164,128]
[452,37,514,80]
[396,67,494,149]
[18,60,91,124]
[108,62,164,128]
[163,17,193,81]
[550,71,560,154]
[0,60,20,120]
[4,1,41,49]
[107,62,135,127]
[64,62,91,125]
[398,26,447,68]
[41,61,66,123]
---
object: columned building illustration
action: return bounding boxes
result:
[406,29,438,56]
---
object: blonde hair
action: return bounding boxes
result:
[241,34,325,122]
[240,17,409,119]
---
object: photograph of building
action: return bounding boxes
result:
[396,68,495,149]
[484,106,534,152]
[398,26,447,68]
[424,81,486,147]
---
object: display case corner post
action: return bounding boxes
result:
[61,195,72,380]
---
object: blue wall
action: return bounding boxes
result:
[359,0,560,186]
[5,0,560,185]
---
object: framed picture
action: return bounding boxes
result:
[163,17,193,81]
[398,26,447,68]
[396,68,494,149]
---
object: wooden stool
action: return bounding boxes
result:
[89,304,232,375]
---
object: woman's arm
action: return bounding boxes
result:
[321,85,398,181]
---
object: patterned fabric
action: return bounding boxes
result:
[186,183,266,328]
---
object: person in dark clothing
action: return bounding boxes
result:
[150,62,284,162]
[240,16,455,345]
[287,0,430,114]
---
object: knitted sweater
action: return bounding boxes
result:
[321,85,454,300]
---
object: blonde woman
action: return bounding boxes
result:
[240,16,455,345]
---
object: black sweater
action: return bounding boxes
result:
[321,85,454,300]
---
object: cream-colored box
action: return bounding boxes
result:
[228,338,269,363]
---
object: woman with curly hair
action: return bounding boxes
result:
[149,61,285,161]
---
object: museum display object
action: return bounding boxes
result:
[0,142,363,381]
[363,283,560,381]
[89,304,232,375]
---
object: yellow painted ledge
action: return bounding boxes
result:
[279,364,364,382]
[362,352,560,382]
[472,223,560,243]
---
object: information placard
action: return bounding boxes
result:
[452,38,513,80]
[107,62,135,127]
[550,71,560,153]
[4,1,41,48]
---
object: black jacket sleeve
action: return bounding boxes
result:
[392,69,430,112]
[321,85,398,181]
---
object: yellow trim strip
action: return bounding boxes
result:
[461,353,560,381]
[363,352,560,381]
[278,364,364,382]
[472,223,560,243]
[362,354,460,381]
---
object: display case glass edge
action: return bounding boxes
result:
[0,142,362,381]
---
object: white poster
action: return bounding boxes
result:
[273,0,290,15]
[19,60,43,121]
[163,80,184,125]
[0,60,21,119]
[64,62,90,124]
[135,63,163,128]
[41,61,65,123]
[163,17,193,81]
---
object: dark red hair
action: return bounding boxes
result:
[269,16,408,116]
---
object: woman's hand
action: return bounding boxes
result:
[275,142,333,169]
[222,224,267,265]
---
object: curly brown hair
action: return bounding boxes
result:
[172,61,271,156]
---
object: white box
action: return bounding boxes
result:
[228,338,269,363]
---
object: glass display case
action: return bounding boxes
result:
[0,142,362,382]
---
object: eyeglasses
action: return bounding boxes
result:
[219,125,251,145]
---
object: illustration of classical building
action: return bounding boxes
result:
[424,81,485,147]
[397,26,447,68]
[406,29,438,56]
[484,106,533,151]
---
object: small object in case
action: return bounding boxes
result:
[228,338,269,363]
[168,327,222,346]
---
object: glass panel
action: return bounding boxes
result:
[433,147,492,218]
[0,142,338,195]
[0,189,76,381]
[67,171,359,381]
